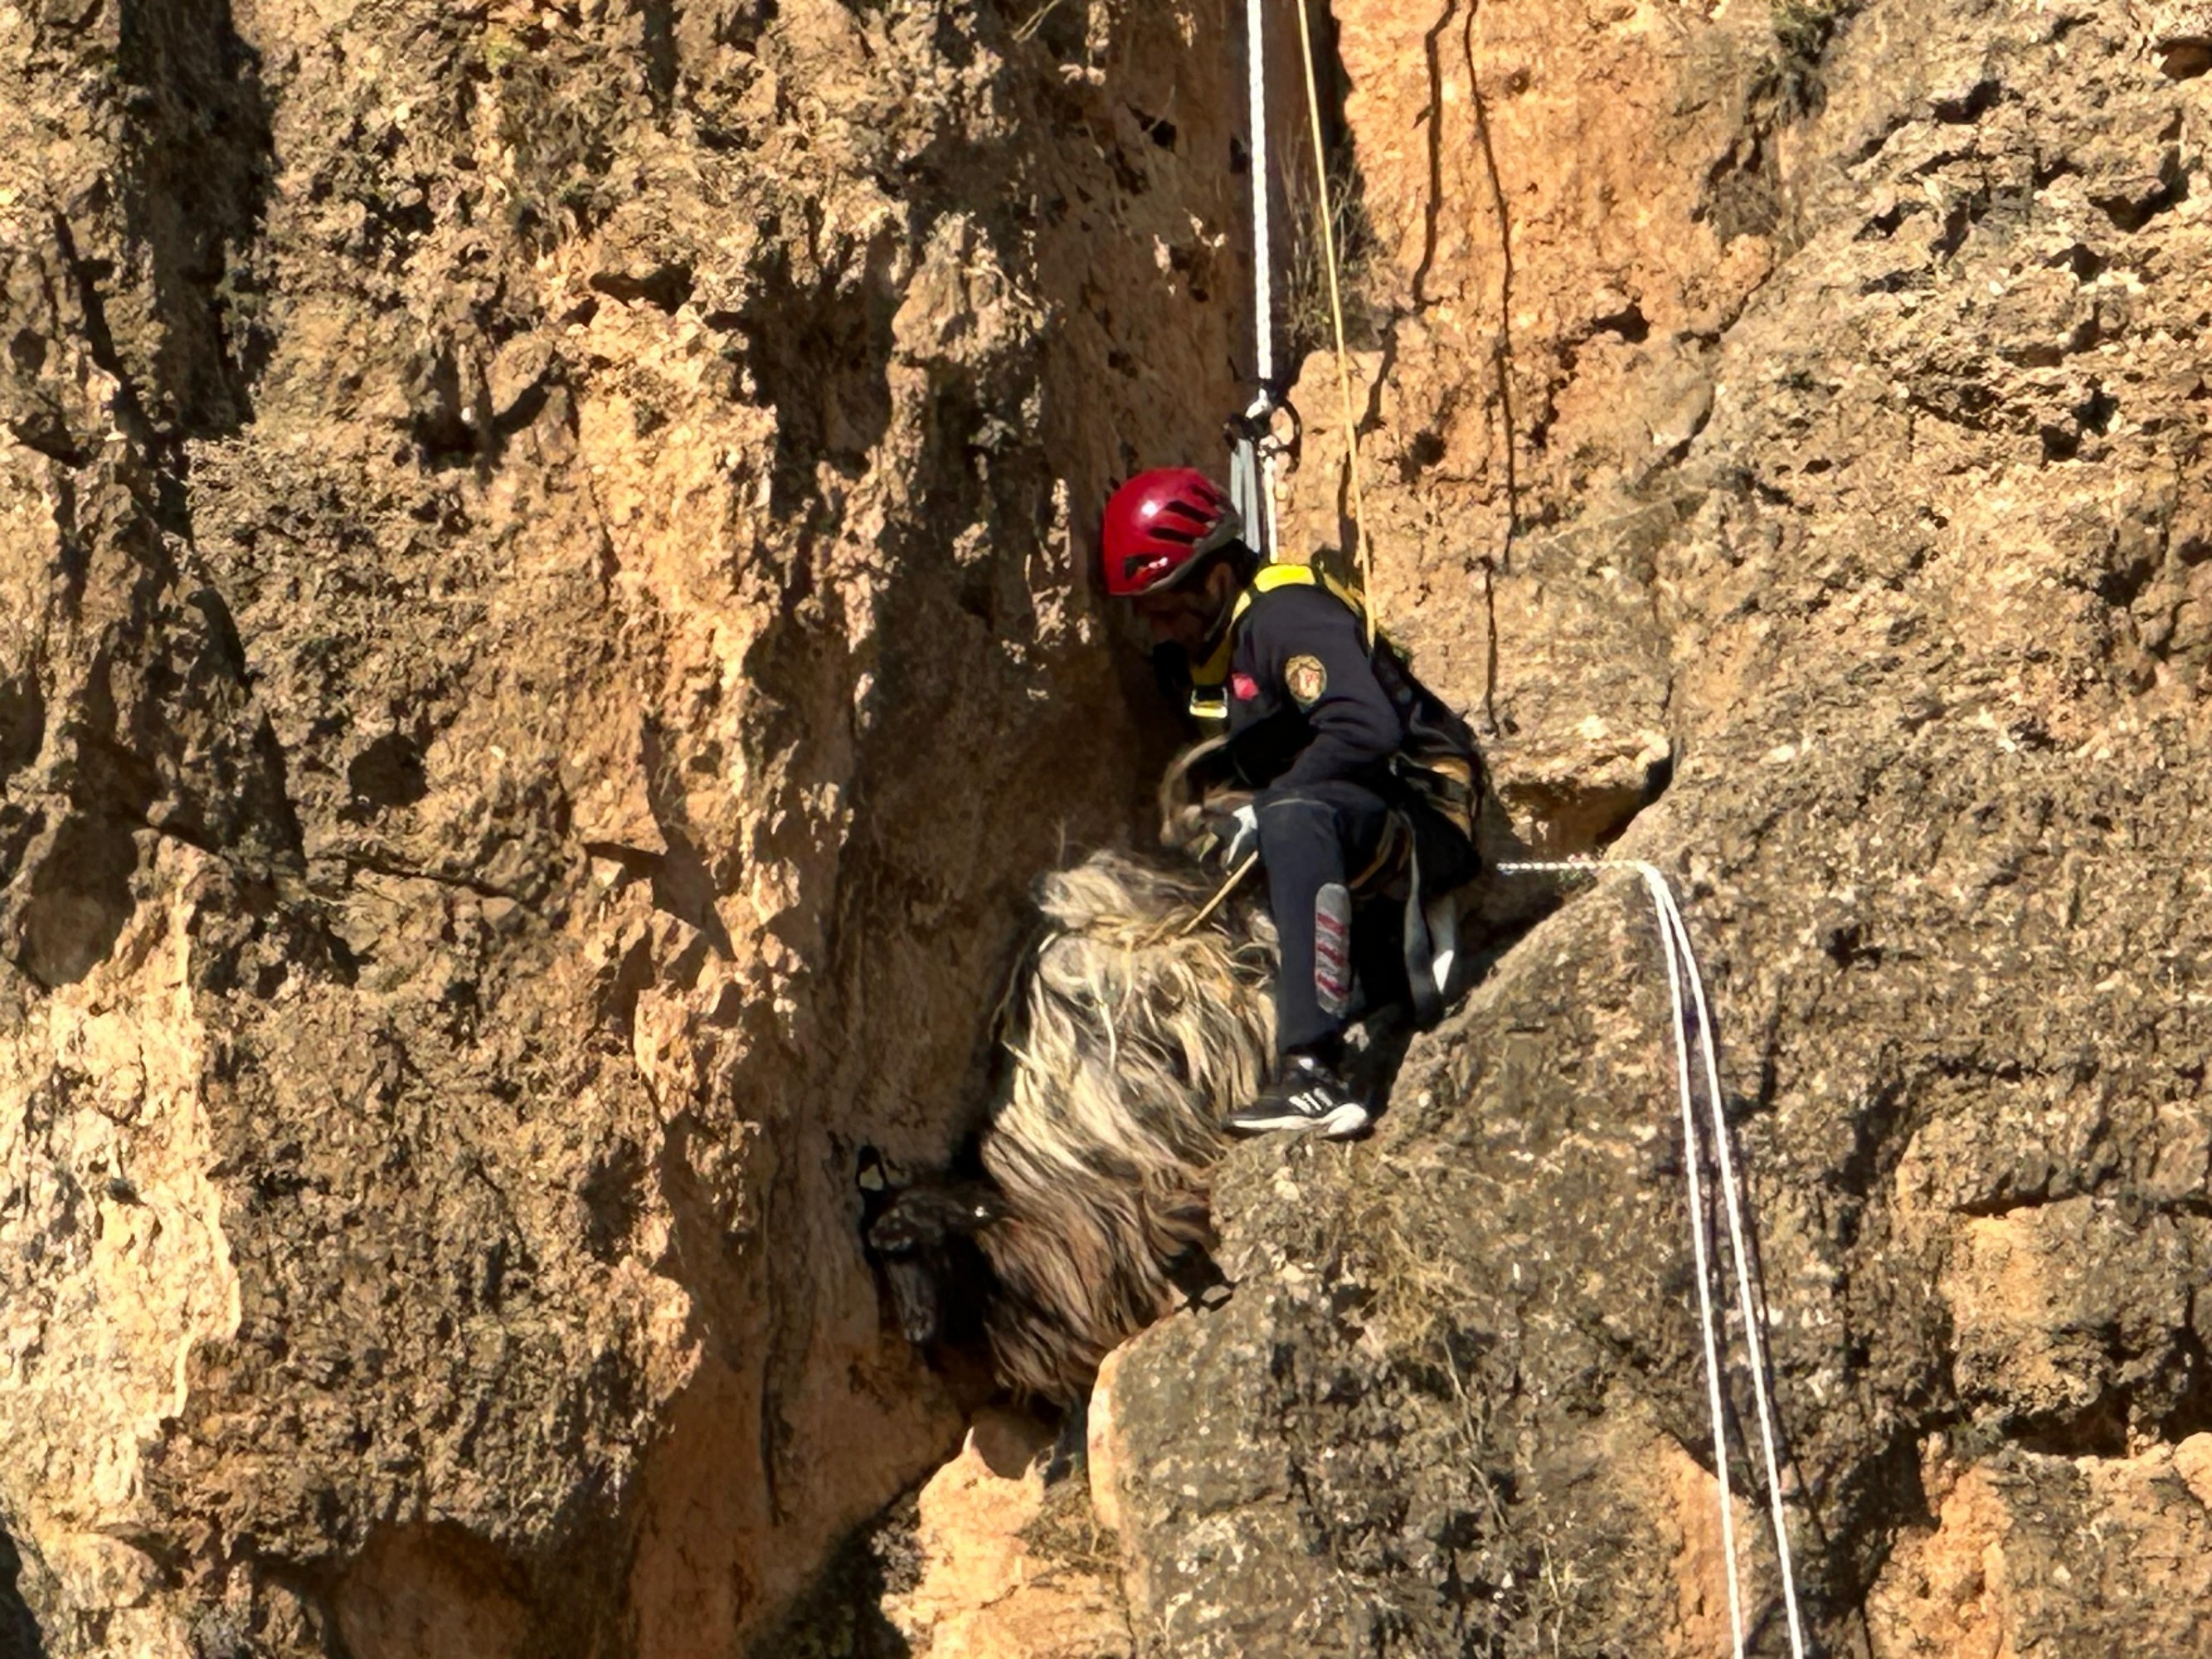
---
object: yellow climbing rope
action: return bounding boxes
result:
[1178,1,1381,937]
[1292,0,1377,649]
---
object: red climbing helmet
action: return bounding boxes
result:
[1100,468,1241,597]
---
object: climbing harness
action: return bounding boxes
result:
[1182,559,1360,721]
[1496,859,1808,1659]
[1178,562,1482,1000]
[1230,552,1365,625]
[1196,562,1484,830]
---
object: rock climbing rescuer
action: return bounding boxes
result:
[1100,466,1485,1139]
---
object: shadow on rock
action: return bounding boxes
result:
[0,1523,46,1659]
[741,1492,921,1659]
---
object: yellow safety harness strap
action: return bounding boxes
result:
[1186,564,1369,719]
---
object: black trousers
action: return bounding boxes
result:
[1251,780,1382,1057]
[1255,777,1480,1058]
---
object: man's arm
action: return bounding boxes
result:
[1252,589,1403,788]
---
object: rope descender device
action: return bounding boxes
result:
[1226,393,1300,567]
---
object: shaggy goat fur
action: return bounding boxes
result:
[974,850,1277,1401]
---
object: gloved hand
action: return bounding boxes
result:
[1205,801,1259,867]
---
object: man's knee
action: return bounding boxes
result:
[1254,782,1387,849]
[1312,880,1354,1019]
[1252,788,1340,864]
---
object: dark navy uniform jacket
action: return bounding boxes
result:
[1223,583,1406,792]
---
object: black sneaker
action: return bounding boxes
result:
[1226,1056,1371,1139]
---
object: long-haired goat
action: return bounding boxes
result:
[867,849,1277,1402]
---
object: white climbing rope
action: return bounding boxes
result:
[1232,0,1281,561]
[1647,870,1811,1659]
[1643,864,1748,1657]
[1495,858,1808,1659]
[1246,0,1273,396]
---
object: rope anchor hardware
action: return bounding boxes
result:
[1497,859,1809,1659]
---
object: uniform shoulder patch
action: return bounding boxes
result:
[1286,654,1328,706]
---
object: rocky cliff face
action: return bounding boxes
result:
[1098,0,2212,1654]
[5,0,2211,1652]
[0,0,1252,1651]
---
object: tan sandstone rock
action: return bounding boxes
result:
[0,0,1252,1649]
[1095,0,2212,1652]
[7,0,2212,1647]
[883,1409,1131,1659]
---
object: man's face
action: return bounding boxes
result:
[1130,562,1235,654]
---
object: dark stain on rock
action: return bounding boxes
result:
[346,732,430,816]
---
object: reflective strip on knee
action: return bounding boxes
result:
[1314,881,1352,1017]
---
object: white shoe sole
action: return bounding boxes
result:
[1227,1102,1370,1139]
